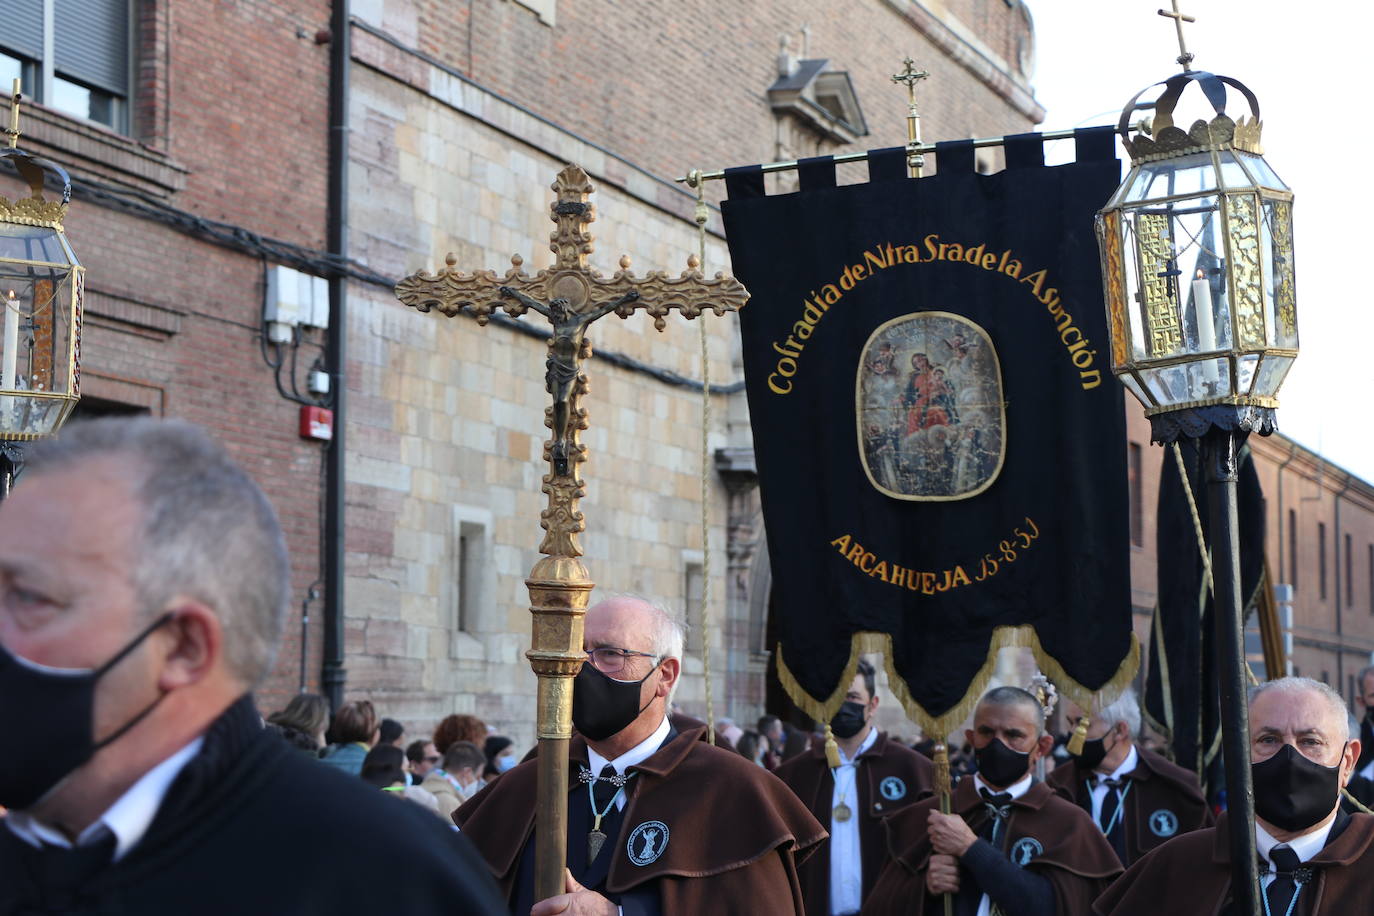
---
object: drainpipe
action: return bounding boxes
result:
[321,0,350,711]
[1335,474,1352,699]
[1276,439,1297,584]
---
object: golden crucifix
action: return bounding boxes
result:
[891,58,930,177]
[395,164,747,900]
[1158,0,1197,70]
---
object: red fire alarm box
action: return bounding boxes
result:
[299,405,334,441]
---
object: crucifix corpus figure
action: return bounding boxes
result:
[393,163,748,902]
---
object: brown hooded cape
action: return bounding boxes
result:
[1045,745,1213,866]
[455,724,826,915]
[1093,810,1374,916]
[862,776,1122,915]
[773,731,934,914]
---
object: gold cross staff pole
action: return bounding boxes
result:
[1158,0,1197,71]
[396,165,747,901]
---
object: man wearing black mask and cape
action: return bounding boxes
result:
[1046,687,1211,866]
[773,658,934,915]
[1096,677,1374,915]
[864,687,1120,915]
[455,595,826,915]
[1346,665,1374,809]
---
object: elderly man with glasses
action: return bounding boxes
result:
[455,595,826,915]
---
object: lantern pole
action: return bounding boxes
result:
[1203,427,1260,916]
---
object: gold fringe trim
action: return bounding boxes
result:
[776,625,1140,739]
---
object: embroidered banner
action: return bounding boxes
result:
[722,132,1137,732]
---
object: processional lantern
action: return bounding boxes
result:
[1096,68,1295,441]
[0,81,82,443]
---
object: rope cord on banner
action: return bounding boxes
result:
[691,170,716,746]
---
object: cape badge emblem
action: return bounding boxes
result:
[1010,836,1043,867]
[627,820,669,866]
[879,776,907,801]
[1149,809,1179,837]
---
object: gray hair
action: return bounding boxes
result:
[1095,686,1142,737]
[28,418,290,687]
[979,686,1046,737]
[1248,676,1351,743]
[597,593,687,706]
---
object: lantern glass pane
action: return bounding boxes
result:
[1218,150,1256,190]
[1119,372,1153,408]
[0,224,74,268]
[1120,219,1148,360]
[1185,357,1229,401]
[1264,199,1298,349]
[6,396,68,438]
[1177,199,1230,354]
[1125,152,1218,203]
[1236,353,1260,396]
[1140,364,1194,407]
[1253,354,1294,397]
[1239,153,1288,192]
[0,255,77,440]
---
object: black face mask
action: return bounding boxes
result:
[1071,730,1117,772]
[1252,743,1344,833]
[0,612,173,810]
[572,659,659,742]
[975,738,1032,789]
[830,701,868,740]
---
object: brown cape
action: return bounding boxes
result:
[862,776,1122,915]
[773,731,934,914]
[1046,745,1213,866]
[1093,811,1374,915]
[455,725,826,915]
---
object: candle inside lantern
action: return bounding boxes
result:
[1192,269,1219,390]
[1,290,17,421]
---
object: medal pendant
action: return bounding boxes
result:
[833,803,852,822]
[588,829,607,862]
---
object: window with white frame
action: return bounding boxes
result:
[2,0,131,133]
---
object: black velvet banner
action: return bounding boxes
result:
[1144,440,1266,799]
[722,138,1134,727]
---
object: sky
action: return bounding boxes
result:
[1025,1,1374,484]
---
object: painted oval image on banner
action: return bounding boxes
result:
[856,312,1006,501]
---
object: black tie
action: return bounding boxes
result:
[978,787,1013,844]
[1265,846,1302,916]
[593,764,621,813]
[1098,776,1126,834]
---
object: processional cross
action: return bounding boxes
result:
[1158,0,1197,70]
[394,164,747,899]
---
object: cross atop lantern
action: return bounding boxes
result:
[0,80,82,445]
[1096,67,1295,442]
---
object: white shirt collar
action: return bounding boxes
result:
[1256,812,1337,868]
[587,713,672,777]
[1099,744,1139,783]
[6,737,204,862]
[837,726,880,766]
[973,771,1033,801]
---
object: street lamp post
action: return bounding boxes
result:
[0,80,84,491]
[1096,64,1296,916]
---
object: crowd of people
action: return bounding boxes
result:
[3,416,1373,916]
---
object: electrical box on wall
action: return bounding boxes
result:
[266,265,329,331]
[299,405,334,441]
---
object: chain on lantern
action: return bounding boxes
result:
[0,80,83,443]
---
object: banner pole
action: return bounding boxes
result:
[933,740,954,916]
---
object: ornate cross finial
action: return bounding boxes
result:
[6,80,22,149]
[1158,1,1197,71]
[892,58,930,177]
[891,58,929,105]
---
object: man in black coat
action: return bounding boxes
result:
[0,418,506,915]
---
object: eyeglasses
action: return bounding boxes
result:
[585,645,659,676]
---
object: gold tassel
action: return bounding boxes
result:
[1067,714,1091,756]
[824,723,842,769]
